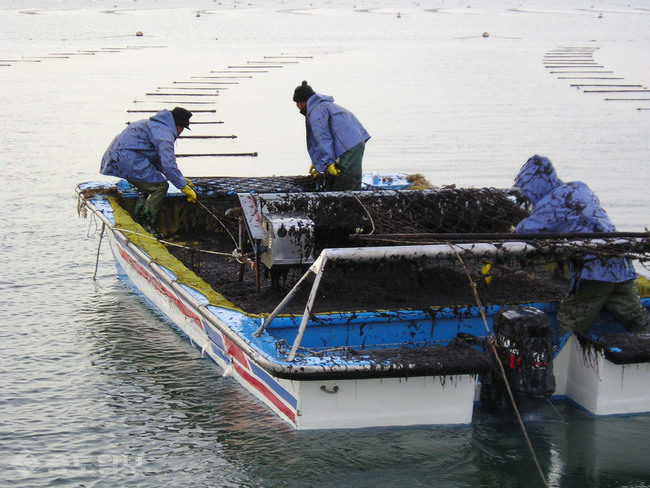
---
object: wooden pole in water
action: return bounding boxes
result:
[584,89,650,93]
[545,65,603,68]
[174,81,240,84]
[127,109,216,113]
[133,100,216,105]
[158,86,228,90]
[557,77,623,80]
[146,92,219,96]
[179,135,237,139]
[176,152,258,157]
[228,65,281,69]
[570,84,642,87]
[551,71,614,74]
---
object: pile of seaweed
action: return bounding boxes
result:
[281,339,493,379]
[167,243,568,314]
[578,333,650,365]
[78,178,650,315]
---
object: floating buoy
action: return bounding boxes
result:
[135,31,143,37]
[482,31,489,38]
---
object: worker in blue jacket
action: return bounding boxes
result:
[514,155,648,337]
[100,107,197,236]
[293,81,370,191]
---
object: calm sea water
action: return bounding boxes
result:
[2,1,650,486]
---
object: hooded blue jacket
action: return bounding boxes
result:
[100,109,186,190]
[514,155,636,286]
[305,93,370,173]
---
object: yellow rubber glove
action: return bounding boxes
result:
[309,164,319,178]
[326,163,340,176]
[184,177,194,188]
[181,185,197,203]
[481,261,492,285]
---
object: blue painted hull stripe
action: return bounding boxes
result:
[248,361,298,409]
[210,343,231,364]
[202,319,295,409]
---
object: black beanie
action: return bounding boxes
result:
[293,80,315,103]
[171,106,192,129]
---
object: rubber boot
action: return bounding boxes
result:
[142,207,164,239]
[133,197,146,224]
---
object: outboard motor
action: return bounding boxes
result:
[480,306,555,412]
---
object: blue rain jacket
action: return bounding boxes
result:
[100,109,186,190]
[305,93,370,173]
[514,155,636,287]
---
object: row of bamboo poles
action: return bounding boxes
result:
[544,46,650,111]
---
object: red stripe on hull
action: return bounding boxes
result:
[117,239,295,424]
[231,360,297,424]
[116,243,203,330]
[224,335,296,423]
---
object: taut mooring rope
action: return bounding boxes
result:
[449,243,550,488]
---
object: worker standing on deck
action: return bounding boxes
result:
[513,154,649,337]
[100,107,197,237]
[293,80,370,191]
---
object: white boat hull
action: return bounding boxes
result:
[553,334,650,416]
[105,224,477,429]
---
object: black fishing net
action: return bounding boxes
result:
[257,186,528,236]
[186,179,531,254]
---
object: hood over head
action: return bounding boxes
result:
[306,92,334,109]
[149,109,177,131]
[514,155,563,205]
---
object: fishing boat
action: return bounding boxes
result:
[77,174,650,429]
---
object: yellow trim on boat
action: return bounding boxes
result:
[108,197,252,315]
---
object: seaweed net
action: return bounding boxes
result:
[189,182,532,258]
[257,186,529,236]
